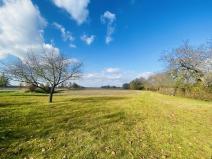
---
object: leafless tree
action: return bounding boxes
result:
[146,72,174,90]
[3,49,82,103]
[162,42,210,86]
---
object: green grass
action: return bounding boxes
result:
[0,90,211,159]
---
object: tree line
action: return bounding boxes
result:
[123,42,212,100]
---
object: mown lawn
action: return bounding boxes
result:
[0,90,211,159]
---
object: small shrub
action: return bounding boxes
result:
[129,79,144,90]
[122,83,130,89]
[27,84,37,92]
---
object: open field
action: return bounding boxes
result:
[0,90,212,159]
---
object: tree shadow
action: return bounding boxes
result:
[0,103,13,107]
[0,102,35,108]
[9,94,48,97]
[68,96,128,103]
[0,95,134,158]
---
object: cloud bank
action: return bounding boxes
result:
[0,0,48,59]
[76,67,153,87]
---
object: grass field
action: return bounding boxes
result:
[0,90,211,159]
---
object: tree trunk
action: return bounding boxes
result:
[173,87,177,96]
[49,86,55,103]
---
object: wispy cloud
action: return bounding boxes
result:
[81,34,95,45]
[52,0,90,25]
[53,22,76,48]
[69,43,77,48]
[101,11,116,44]
[139,72,154,79]
[104,68,120,74]
[79,67,123,87]
[53,22,74,42]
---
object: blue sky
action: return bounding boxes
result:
[0,0,212,86]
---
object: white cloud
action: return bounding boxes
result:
[101,11,116,44]
[77,67,124,87]
[52,0,90,25]
[0,52,8,59]
[53,22,76,48]
[69,43,77,48]
[101,11,116,23]
[0,0,57,59]
[75,67,156,87]
[43,43,60,55]
[104,68,120,74]
[53,22,74,42]
[64,58,80,65]
[75,68,152,87]
[81,34,95,45]
[139,72,154,79]
[80,71,122,87]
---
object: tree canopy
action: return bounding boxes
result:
[3,49,82,102]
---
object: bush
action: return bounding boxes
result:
[129,79,144,90]
[0,73,9,87]
[122,83,130,89]
[27,84,37,92]
[41,84,51,93]
[26,83,50,93]
[101,85,119,89]
[68,82,84,90]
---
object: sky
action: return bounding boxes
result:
[0,0,212,87]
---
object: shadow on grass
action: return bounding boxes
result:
[9,94,48,97]
[0,103,13,107]
[0,102,35,107]
[69,96,128,103]
[0,95,134,158]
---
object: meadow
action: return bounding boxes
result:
[0,90,211,159]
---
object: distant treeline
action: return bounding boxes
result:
[17,82,84,93]
[101,85,121,89]
[123,42,212,100]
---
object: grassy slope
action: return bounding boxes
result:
[0,90,211,159]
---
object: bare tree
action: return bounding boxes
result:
[146,72,174,90]
[3,49,82,103]
[162,42,210,86]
